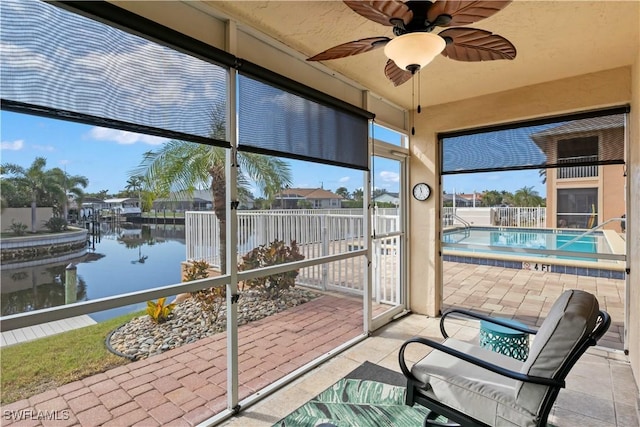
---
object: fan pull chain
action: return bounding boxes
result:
[417,70,422,114]
[411,75,416,135]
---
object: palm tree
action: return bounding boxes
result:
[513,186,542,207]
[335,187,350,200]
[539,169,547,184]
[0,157,60,232]
[49,168,89,220]
[125,175,144,197]
[481,190,503,207]
[352,188,364,201]
[132,106,292,273]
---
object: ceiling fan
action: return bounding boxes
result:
[307,1,517,86]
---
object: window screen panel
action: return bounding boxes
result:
[441,111,626,175]
[0,0,229,145]
[237,74,369,170]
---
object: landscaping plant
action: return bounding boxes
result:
[146,297,176,323]
[239,240,305,300]
[7,220,28,236]
[44,216,68,232]
[186,259,227,324]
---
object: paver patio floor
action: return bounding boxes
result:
[443,261,626,350]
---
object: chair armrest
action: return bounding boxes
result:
[440,308,538,339]
[398,337,565,388]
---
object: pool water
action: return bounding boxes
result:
[442,227,612,262]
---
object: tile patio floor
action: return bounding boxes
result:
[442,262,626,350]
[224,314,638,427]
[1,262,633,426]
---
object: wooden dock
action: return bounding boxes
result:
[1,315,97,347]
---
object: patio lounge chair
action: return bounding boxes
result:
[398,290,610,427]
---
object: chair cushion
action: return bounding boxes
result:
[515,290,599,414]
[411,338,540,426]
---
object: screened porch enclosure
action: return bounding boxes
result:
[440,108,629,351]
[0,0,394,423]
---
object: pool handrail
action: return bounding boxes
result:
[556,217,626,251]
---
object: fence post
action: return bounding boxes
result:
[321,214,328,291]
[537,206,541,228]
[65,263,77,304]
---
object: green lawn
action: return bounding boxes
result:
[1,311,142,404]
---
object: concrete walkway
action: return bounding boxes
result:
[0,315,97,347]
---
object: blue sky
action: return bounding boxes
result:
[0,0,544,200]
[0,110,374,197]
[0,111,545,198]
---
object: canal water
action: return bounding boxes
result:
[1,223,187,322]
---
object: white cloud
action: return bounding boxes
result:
[378,171,399,183]
[74,43,224,109]
[338,176,350,183]
[0,42,55,74]
[1,139,24,151]
[88,127,166,145]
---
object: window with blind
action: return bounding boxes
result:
[237,73,370,171]
[0,0,230,147]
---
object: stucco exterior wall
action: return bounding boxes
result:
[1,208,54,233]
[628,43,640,394]
[546,164,625,230]
[602,165,627,231]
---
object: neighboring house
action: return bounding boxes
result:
[152,190,254,211]
[274,188,343,209]
[373,192,400,206]
[79,197,107,219]
[442,193,473,207]
[152,190,212,212]
[238,195,255,210]
[531,115,625,230]
[102,198,142,216]
[458,193,483,207]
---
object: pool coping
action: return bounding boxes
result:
[442,226,626,279]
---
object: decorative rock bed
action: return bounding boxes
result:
[107,287,320,360]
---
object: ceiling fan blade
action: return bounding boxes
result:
[428,1,512,26]
[307,37,390,61]
[343,1,413,26]
[384,60,413,87]
[439,28,516,61]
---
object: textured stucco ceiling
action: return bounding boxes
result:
[201,1,639,110]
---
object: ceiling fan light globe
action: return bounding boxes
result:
[384,32,446,71]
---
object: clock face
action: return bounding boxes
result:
[412,183,431,201]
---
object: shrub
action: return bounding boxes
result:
[239,240,305,300]
[7,220,27,236]
[146,297,176,323]
[184,259,210,282]
[44,217,68,232]
[186,260,226,324]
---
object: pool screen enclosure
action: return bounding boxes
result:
[440,107,628,176]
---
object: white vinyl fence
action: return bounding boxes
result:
[185,209,401,305]
[443,206,546,228]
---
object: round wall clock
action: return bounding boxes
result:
[412,183,431,201]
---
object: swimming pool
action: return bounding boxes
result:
[442,227,625,279]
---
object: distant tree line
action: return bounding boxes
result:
[443,186,546,208]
